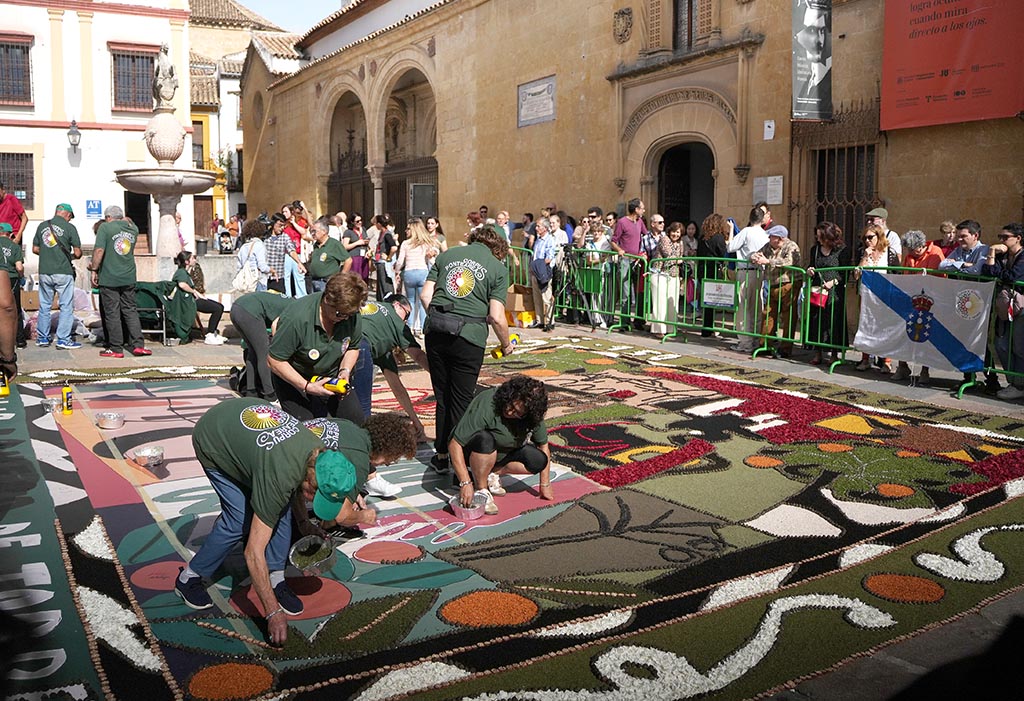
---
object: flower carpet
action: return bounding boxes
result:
[4,336,1024,700]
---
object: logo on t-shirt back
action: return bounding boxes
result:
[113,232,134,256]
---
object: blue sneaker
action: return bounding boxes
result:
[174,568,213,610]
[56,341,83,350]
[36,338,51,347]
[273,580,303,615]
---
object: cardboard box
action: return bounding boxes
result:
[22,290,39,311]
[505,292,534,313]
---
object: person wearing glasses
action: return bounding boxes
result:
[342,213,370,282]
[268,271,367,422]
[983,223,1024,401]
[852,223,898,373]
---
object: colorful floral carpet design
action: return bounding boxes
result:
[5,336,1024,700]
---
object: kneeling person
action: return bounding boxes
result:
[303,412,417,499]
[175,398,372,645]
[451,375,553,515]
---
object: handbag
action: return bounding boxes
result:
[231,242,259,293]
[995,287,1024,321]
[809,285,829,308]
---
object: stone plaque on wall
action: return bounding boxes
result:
[517,75,556,128]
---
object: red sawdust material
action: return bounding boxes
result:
[189,662,274,700]
[439,590,538,627]
[864,574,945,603]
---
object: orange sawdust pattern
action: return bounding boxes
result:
[896,450,922,458]
[189,662,274,700]
[439,590,539,627]
[745,455,784,469]
[863,574,945,603]
[354,541,424,564]
[877,483,915,498]
[523,369,560,378]
[585,358,618,365]
[818,443,853,453]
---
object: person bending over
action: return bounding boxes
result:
[450,375,553,516]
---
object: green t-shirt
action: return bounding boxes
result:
[33,217,80,276]
[425,242,508,347]
[171,268,194,299]
[233,290,294,325]
[192,397,323,527]
[301,418,371,496]
[95,219,139,287]
[0,236,23,279]
[307,238,351,279]
[268,291,363,379]
[359,300,420,373]
[451,387,548,459]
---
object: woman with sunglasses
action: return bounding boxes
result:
[268,271,367,422]
[983,223,1024,400]
[341,213,370,282]
[852,223,899,372]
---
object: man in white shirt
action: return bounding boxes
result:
[866,207,901,260]
[938,219,988,275]
[727,206,770,353]
[495,210,512,242]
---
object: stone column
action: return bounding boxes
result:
[367,163,385,215]
[155,193,186,258]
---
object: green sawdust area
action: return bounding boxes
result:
[410,494,1024,701]
[488,339,1022,434]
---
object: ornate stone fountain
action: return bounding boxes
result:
[114,44,216,258]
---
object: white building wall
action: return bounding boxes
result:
[305,0,439,58]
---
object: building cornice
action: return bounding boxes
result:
[607,33,765,83]
[4,0,189,21]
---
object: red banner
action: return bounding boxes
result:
[881,0,1024,131]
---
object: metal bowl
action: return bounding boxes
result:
[96,412,126,429]
[449,492,489,521]
[164,337,181,347]
[133,445,164,468]
[41,398,60,414]
[288,535,338,576]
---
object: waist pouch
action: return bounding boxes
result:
[427,306,486,336]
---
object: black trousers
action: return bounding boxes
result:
[8,277,25,345]
[462,431,549,474]
[230,306,271,396]
[196,297,224,335]
[267,278,286,294]
[375,261,394,301]
[425,330,484,454]
[99,285,143,352]
[272,371,365,424]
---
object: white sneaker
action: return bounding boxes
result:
[364,475,401,498]
[204,333,226,345]
[480,489,498,515]
[997,385,1024,400]
[487,472,506,496]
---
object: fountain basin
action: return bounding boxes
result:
[115,168,217,196]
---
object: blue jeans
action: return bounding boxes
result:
[402,268,429,330]
[188,467,292,578]
[38,273,75,344]
[284,256,306,299]
[352,338,375,419]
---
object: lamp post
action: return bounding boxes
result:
[67,120,81,153]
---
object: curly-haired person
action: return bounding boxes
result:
[449,375,553,515]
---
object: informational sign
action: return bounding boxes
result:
[881,0,1024,131]
[752,176,785,206]
[702,280,737,310]
[517,76,556,128]
[86,200,102,219]
[792,0,832,121]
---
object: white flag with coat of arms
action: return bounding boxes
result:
[853,271,994,373]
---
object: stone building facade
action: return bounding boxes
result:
[241,0,1023,251]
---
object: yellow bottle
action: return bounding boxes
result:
[61,381,73,415]
[491,332,521,359]
[0,372,9,397]
[309,376,349,395]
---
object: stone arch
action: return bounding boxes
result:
[367,46,438,166]
[315,75,370,175]
[622,89,738,211]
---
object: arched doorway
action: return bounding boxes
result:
[327,90,371,218]
[379,67,437,232]
[657,142,715,227]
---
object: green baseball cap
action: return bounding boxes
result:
[0,223,11,234]
[312,450,359,520]
[56,203,75,218]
